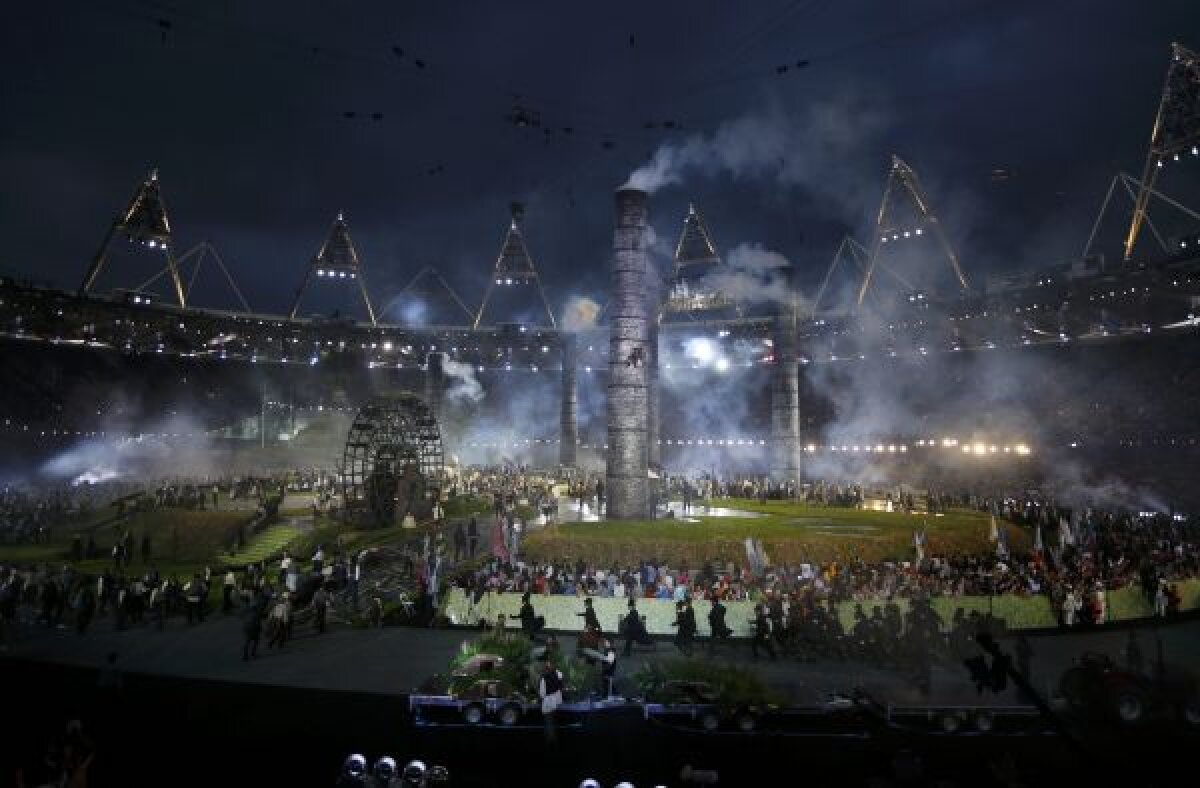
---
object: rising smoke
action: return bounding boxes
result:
[442,358,485,404]
[623,97,885,212]
[703,242,804,310]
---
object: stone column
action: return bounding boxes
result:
[647,316,661,469]
[606,188,650,519]
[770,317,802,483]
[424,351,445,419]
[559,333,578,467]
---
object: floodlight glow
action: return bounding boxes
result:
[714,357,730,372]
[683,337,718,365]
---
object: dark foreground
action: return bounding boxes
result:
[2,657,1195,788]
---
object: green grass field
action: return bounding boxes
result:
[523,499,1029,567]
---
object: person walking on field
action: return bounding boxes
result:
[267,592,291,649]
[243,609,262,661]
[453,523,467,561]
[312,584,329,634]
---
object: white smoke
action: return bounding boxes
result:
[622,98,885,205]
[442,358,484,404]
[700,242,804,309]
[40,412,220,483]
[562,295,601,331]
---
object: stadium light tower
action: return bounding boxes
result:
[473,202,556,329]
[1125,42,1200,261]
[80,168,186,307]
[662,203,737,320]
[289,212,377,325]
[857,155,968,309]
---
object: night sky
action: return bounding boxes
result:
[2,0,1198,320]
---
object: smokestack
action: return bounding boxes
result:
[424,351,445,418]
[647,316,661,469]
[607,188,650,519]
[770,298,801,484]
[559,333,578,467]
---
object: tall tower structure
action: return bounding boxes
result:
[559,333,578,468]
[289,212,377,325]
[857,156,968,308]
[80,168,186,307]
[606,188,651,520]
[1125,42,1200,261]
[473,203,556,329]
[770,309,802,484]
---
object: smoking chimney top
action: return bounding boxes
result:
[614,188,647,225]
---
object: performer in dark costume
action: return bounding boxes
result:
[516,591,545,641]
[751,603,776,661]
[621,599,653,656]
[673,599,697,655]
[707,596,732,652]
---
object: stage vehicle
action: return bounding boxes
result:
[1058,652,1200,726]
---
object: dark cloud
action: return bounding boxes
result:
[1,0,1198,317]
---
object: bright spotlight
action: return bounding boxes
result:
[684,337,718,365]
[714,357,730,372]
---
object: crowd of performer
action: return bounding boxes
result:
[1,467,1198,676]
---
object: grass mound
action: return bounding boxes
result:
[524,502,1027,567]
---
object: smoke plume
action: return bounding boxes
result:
[442,358,484,404]
[622,98,885,208]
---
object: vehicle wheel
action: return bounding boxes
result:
[1112,687,1147,724]
[940,713,962,733]
[498,704,521,727]
[973,710,994,733]
[462,703,485,725]
[735,710,758,732]
[699,711,720,732]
